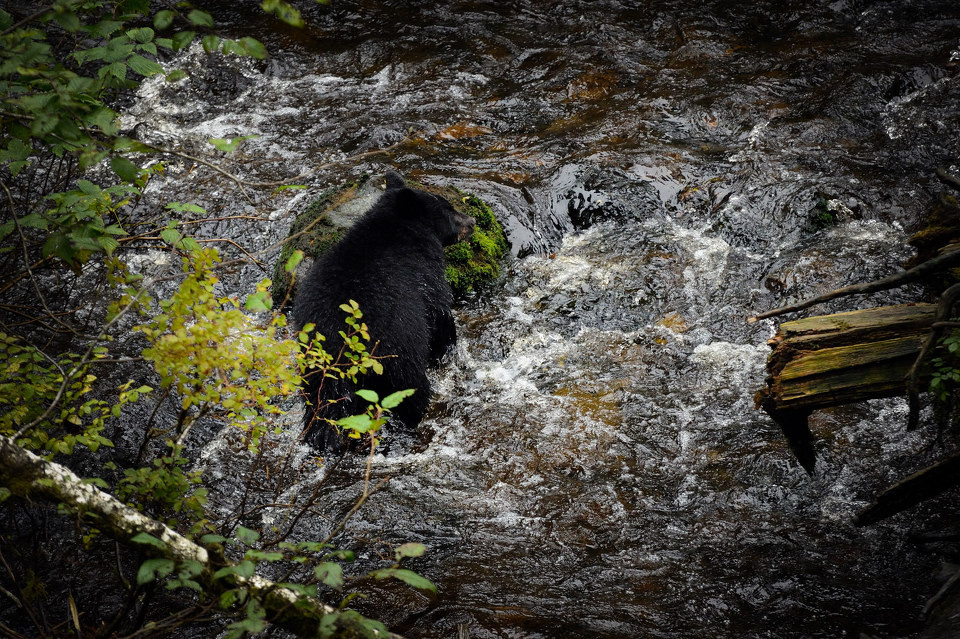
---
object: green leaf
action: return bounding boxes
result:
[336,414,374,434]
[90,19,125,38]
[187,10,214,27]
[160,228,181,245]
[245,291,272,312]
[100,61,127,80]
[213,560,255,580]
[260,0,305,27]
[1,139,32,176]
[127,54,164,77]
[172,30,196,51]
[355,389,378,403]
[42,232,73,263]
[382,389,416,410]
[208,136,257,153]
[200,534,228,544]
[394,542,427,560]
[285,250,304,273]
[126,27,155,43]
[371,568,437,593]
[314,562,343,590]
[88,108,119,136]
[153,10,175,30]
[16,213,48,230]
[110,156,140,182]
[97,235,120,255]
[137,558,175,585]
[201,34,221,54]
[272,184,307,194]
[356,617,390,637]
[166,202,206,214]
[242,37,268,59]
[177,237,202,252]
[235,526,260,546]
[130,532,168,550]
[53,9,82,32]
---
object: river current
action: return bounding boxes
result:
[119,1,960,637]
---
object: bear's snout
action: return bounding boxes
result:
[458,215,476,241]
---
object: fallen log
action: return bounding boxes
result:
[755,303,937,472]
[0,435,402,639]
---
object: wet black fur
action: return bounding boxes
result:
[292,172,475,452]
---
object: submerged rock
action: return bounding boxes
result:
[272,174,509,307]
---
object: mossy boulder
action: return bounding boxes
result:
[433,184,509,296]
[273,175,509,307]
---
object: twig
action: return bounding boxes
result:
[142,132,415,190]
[906,282,960,430]
[0,6,52,36]
[9,345,69,441]
[0,621,28,639]
[937,167,960,193]
[139,143,255,205]
[11,276,156,441]
[195,237,266,268]
[2,181,78,336]
[320,439,390,546]
[749,248,960,323]
[0,548,42,634]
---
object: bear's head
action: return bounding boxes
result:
[386,171,475,246]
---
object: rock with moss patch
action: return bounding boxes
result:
[273,175,508,307]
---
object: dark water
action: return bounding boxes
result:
[119,1,960,636]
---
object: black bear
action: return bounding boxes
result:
[292,172,475,452]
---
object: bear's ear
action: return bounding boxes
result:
[384,171,405,190]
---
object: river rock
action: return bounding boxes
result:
[272,174,509,307]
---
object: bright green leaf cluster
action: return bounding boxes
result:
[136,247,302,451]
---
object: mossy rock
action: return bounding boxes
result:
[426,183,510,297]
[272,175,509,307]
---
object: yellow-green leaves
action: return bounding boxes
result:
[0,333,138,457]
[136,248,301,451]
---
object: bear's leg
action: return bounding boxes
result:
[428,307,457,364]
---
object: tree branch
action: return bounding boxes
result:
[0,436,402,638]
[749,248,960,323]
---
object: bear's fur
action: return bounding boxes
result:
[292,172,476,452]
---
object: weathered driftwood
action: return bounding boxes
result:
[755,303,937,472]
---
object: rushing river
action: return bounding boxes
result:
[119,1,960,636]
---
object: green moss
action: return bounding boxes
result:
[273,177,509,307]
[441,191,510,296]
